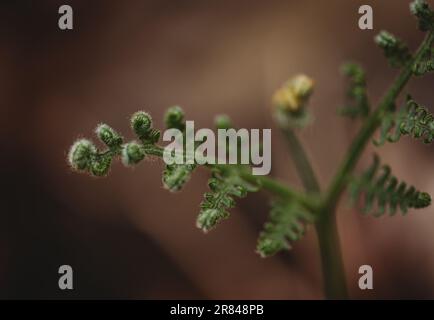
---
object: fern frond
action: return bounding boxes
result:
[349,155,431,216]
[68,112,161,177]
[197,167,259,232]
[373,108,405,146]
[257,200,315,257]
[161,106,198,192]
[413,47,434,75]
[162,164,196,192]
[339,63,370,118]
[400,97,434,143]
[374,95,434,145]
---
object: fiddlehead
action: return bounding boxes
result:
[70,108,298,237]
[349,155,431,216]
[68,112,159,177]
[131,111,161,144]
[161,106,197,192]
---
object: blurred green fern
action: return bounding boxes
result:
[349,155,431,216]
[339,63,370,118]
[257,200,315,257]
[374,95,434,145]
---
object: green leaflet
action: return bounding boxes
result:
[374,95,434,146]
[373,108,403,146]
[197,167,259,232]
[90,153,112,177]
[339,63,370,119]
[413,47,434,75]
[257,200,315,257]
[195,114,262,232]
[162,163,196,192]
[349,155,431,216]
[161,106,197,192]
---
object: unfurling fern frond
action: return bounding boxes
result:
[131,111,161,145]
[374,95,434,145]
[161,106,197,192]
[164,105,186,131]
[197,167,259,232]
[349,155,431,216]
[68,112,160,177]
[162,164,196,192]
[257,200,315,257]
[339,63,370,118]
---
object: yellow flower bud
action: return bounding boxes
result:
[272,74,314,112]
[291,74,314,98]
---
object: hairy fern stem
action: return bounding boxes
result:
[144,144,317,212]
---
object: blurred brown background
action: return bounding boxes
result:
[1,0,434,299]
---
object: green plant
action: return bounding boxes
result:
[68,0,434,299]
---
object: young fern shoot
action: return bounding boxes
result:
[68,0,434,299]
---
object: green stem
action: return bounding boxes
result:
[240,172,317,212]
[324,31,434,211]
[314,30,433,300]
[145,144,316,212]
[282,128,320,192]
[315,208,348,299]
[281,127,348,299]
